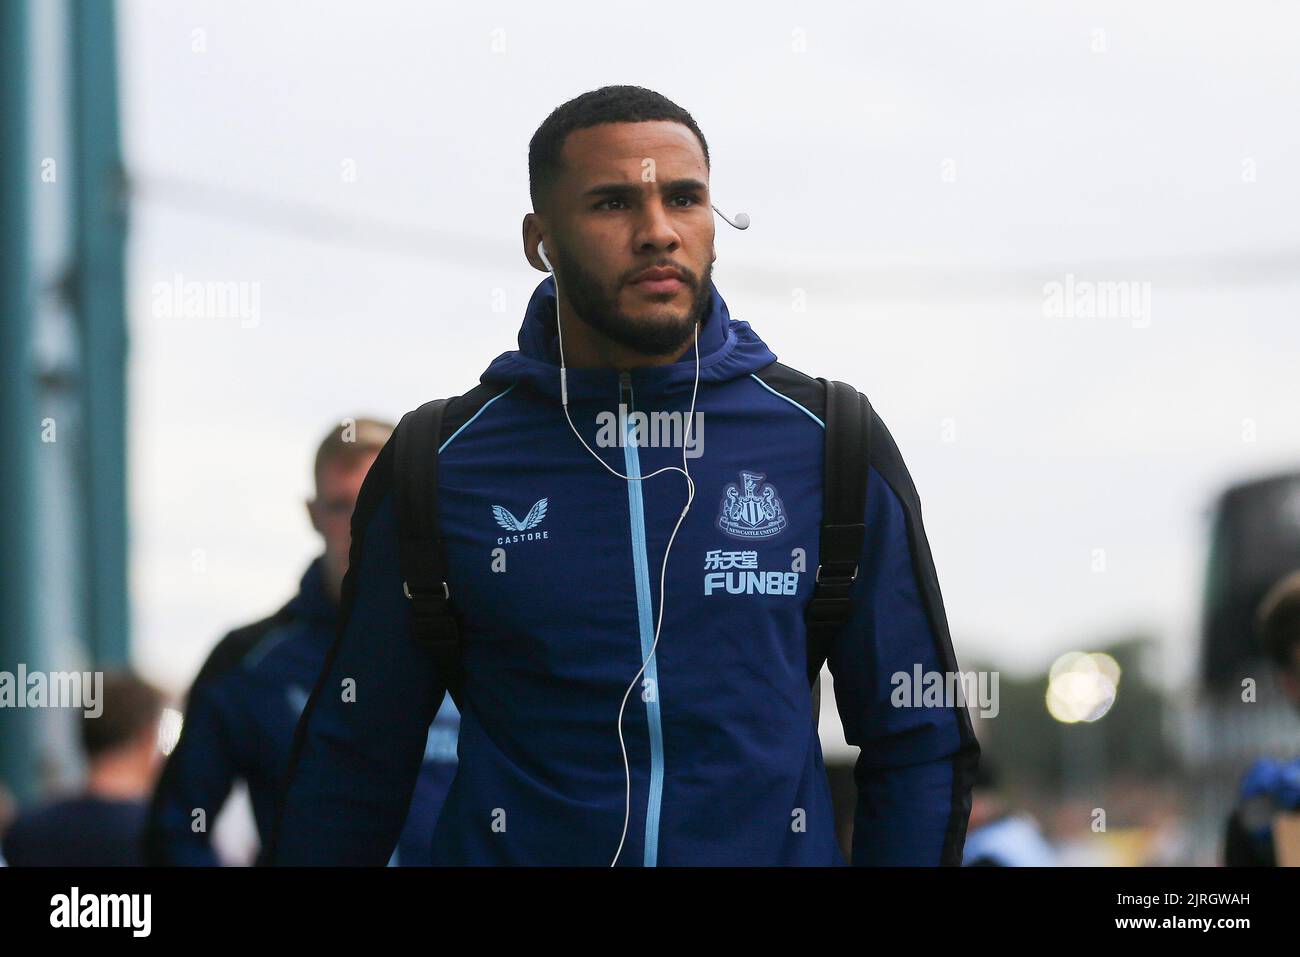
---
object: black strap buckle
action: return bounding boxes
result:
[814,563,858,585]
[403,580,450,601]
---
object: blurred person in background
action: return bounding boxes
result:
[1224,569,1300,866]
[143,417,460,866]
[2,672,164,866]
[963,755,1056,866]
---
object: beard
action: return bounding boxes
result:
[554,252,714,359]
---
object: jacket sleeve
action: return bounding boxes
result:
[142,674,241,866]
[826,410,980,865]
[269,437,447,865]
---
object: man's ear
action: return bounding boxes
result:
[306,499,322,535]
[523,212,548,272]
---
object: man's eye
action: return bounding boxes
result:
[594,195,700,211]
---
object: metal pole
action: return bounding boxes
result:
[70,0,130,667]
[0,0,41,801]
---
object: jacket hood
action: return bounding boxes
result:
[480,275,777,403]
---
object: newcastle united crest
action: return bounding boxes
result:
[716,470,787,540]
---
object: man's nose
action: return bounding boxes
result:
[635,200,682,254]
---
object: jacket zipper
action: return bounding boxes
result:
[619,369,665,866]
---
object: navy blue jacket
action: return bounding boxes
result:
[144,557,460,865]
[4,796,148,866]
[274,276,979,865]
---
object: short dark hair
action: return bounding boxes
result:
[1257,569,1300,672]
[82,672,164,760]
[528,85,710,215]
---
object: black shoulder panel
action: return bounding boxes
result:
[441,382,508,447]
[752,360,828,422]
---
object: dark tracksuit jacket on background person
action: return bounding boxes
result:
[273,274,980,866]
[143,556,460,866]
[3,796,149,866]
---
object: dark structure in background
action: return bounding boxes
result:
[1201,471,1300,690]
[1175,469,1300,864]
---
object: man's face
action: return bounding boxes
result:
[136,723,165,785]
[527,120,717,358]
[308,452,378,598]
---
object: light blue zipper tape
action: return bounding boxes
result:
[621,375,664,866]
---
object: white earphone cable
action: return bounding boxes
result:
[542,243,699,867]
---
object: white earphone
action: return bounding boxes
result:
[540,238,698,866]
[537,202,747,866]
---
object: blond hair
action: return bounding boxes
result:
[314,416,394,489]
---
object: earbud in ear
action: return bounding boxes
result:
[538,242,552,272]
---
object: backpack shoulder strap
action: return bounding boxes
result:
[394,397,464,698]
[805,379,872,695]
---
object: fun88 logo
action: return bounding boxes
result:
[702,549,799,596]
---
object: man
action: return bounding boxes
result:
[143,418,460,865]
[274,85,979,866]
[1224,569,1300,866]
[3,672,163,866]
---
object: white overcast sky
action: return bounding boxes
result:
[118,0,1300,694]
